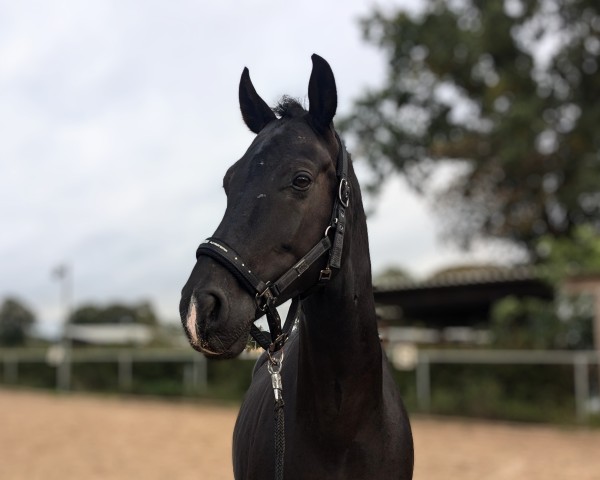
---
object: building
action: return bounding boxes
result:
[374,265,600,352]
[65,323,154,346]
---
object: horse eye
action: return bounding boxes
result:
[292,173,312,190]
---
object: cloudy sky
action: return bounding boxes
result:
[1,0,500,335]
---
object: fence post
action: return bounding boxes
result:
[56,346,71,391]
[184,355,207,394]
[195,354,208,390]
[118,352,133,391]
[416,352,431,412]
[574,353,589,422]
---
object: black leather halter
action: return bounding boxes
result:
[195,132,350,354]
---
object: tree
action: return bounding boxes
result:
[489,224,599,349]
[536,223,600,283]
[0,297,35,346]
[69,301,159,325]
[374,266,413,284]
[490,294,594,349]
[342,0,600,254]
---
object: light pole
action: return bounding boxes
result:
[52,264,72,391]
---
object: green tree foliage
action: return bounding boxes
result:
[0,297,35,346]
[490,224,599,349]
[537,223,600,283]
[374,266,414,284]
[69,301,159,326]
[342,0,600,253]
[490,294,594,349]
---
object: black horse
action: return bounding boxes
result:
[180,55,413,480]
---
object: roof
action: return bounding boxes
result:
[373,265,552,328]
[374,265,539,292]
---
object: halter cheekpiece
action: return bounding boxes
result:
[195,132,350,354]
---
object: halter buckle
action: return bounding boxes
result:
[256,284,276,312]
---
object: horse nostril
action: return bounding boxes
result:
[196,292,221,325]
[190,292,223,337]
[186,292,221,344]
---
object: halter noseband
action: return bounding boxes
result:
[195,132,350,354]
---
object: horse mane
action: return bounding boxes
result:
[273,96,306,118]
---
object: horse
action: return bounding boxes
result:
[180,54,414,480]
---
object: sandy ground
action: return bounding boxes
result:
[1,389,599,480]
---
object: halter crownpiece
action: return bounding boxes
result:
[195,132,350,353]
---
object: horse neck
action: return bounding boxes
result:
[296,167,383,432]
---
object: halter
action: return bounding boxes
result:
[195,132,350,354]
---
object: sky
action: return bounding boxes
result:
[1,0,504,335]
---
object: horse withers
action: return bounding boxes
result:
[180,54,414,480]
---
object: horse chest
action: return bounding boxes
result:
[234,409,401,480]
[232,346,411,479]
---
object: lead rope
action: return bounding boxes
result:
[268,352,285,480]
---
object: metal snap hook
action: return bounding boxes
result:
[267,350,284,373]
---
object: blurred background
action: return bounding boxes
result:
[1,0,600,477]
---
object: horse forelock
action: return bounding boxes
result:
[273,96,306,118]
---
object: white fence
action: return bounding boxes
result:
[2,346,599,421]
[1,347,209,393]
[408,349,600,421]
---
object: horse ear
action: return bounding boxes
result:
[239,67,276,134]
[308,54,337,134]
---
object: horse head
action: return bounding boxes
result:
[180,55,343,358]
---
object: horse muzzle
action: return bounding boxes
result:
[181,288,251,358]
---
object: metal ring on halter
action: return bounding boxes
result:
[324,217,339,238]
